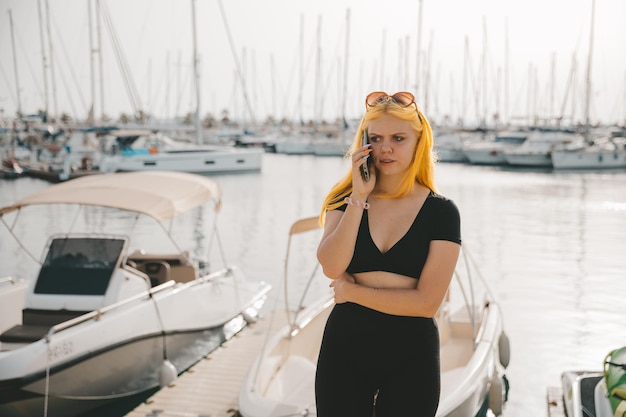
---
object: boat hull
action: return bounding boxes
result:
[503,152,552,167]
[0,325,233,417]
[0,270,270,417]
[551,149,626,169]
[99,148,263,174]
[463,148,508,165]
[436,147,469,163]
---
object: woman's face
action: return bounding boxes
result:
[367,114,418,177]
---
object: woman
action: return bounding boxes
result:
[315,91,461,416]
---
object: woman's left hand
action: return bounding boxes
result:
[329,272,355,304]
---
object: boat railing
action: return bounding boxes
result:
[43,266,250,342]
[289,295,334,338]
[0,276,18,287]
[45,280,176,342]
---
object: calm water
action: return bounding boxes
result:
[1,153,626,417]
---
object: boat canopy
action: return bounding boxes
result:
[0,171,222,221]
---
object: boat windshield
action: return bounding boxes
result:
[34,237,125,296]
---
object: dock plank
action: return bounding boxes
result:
[125,310,288,417]
[546,386,566,417]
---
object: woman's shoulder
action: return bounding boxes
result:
[426,191,460,215]
[427,190,455,204]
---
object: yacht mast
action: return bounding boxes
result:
[45,0,58,120]
[191,0,201,143]
[96,0,105,120]
[297,14,304,125]
[36,0,49,117]
[341,9,350,128]
[8,9,22,116]
[583,0,595,141]
[314,14,322,126]
[415,0,423,101]
[88,0,96,124]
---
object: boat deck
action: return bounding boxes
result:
[125,309,288,417]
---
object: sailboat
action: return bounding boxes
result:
[238,216,511,417]
[96,0,263,175]
[550,0,626,170]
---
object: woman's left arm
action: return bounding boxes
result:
[331,240,461,317]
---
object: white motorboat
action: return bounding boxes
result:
[551,135,626,170]
[502,132,582,168]
[0,171,272,417]
[462,131,528,165]
[238,216,511,417]
[434,132,474,163]
[559,347,626,417]
[98,130,263,174]
[311,137,350,157]
[273,136,315,155]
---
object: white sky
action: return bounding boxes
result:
[0,0,624,127]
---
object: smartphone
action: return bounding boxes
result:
[360,128,370,181]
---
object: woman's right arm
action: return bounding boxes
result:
[318,142,374,279]
[316,202,366,279]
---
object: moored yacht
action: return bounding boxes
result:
[502,131,582,168]
[462,131,528,165]
[551,134,626,170]
[98,130,263,174]
[0,171,272,417]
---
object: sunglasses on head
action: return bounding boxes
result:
[365,91,415,108]
[365,91,422,122]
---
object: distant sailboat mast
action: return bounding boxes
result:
[44,0,58,120]
[191,0,202,143]
[36,0,49,117]
[88,0,96,124]
[583,0,595,141]
[341,9,350,128]
[415,0,423,102]
[96,0,105,120]
[7,9,21,116]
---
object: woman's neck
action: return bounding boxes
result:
[372,175,415,197]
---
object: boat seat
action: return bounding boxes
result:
[128,260,170,287]
[127,251,196,284]
[0,324,51,343]
[264,355,316,406]
[0,308,89,344]
[440,334,474,372]
[440,366,467,397]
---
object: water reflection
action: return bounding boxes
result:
[1,156,626,417]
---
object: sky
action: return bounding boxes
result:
[0,0,624,128]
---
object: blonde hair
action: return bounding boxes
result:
[319,100,437,225]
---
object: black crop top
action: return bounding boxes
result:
[336,191,461,280]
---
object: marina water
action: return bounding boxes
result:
[1,152,626,417]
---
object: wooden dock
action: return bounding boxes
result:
[125,310,288,417]
[546,386,566,417]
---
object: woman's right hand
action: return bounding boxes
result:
[351,144,376,198]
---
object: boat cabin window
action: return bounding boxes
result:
[34,238,125,296]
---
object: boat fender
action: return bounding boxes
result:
[498,331,511,369]
[160,359,178,387]
[604,347,626,417]
[489,375,504,416]
[242,308,258,324]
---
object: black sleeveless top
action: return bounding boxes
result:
[336,191,461,280]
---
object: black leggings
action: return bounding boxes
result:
[315,302,440,417]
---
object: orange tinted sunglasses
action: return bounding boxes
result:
[365,91,415,108]
[365,91,422,122]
